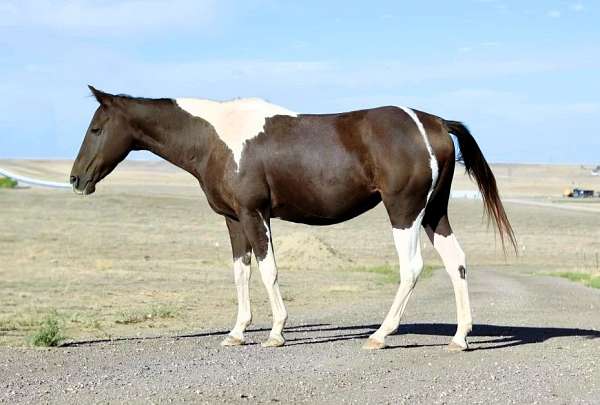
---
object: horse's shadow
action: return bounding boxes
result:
[284,323,600,350]
[62,322,600,351]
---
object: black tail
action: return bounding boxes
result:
[445,120,517,254]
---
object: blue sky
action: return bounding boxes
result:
[1,0,598,163]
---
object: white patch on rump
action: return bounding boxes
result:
[175,97,297,169]
[397,106,439,199]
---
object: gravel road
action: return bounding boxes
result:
[2,268,599,404]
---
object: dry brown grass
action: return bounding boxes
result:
[0,160,598,346]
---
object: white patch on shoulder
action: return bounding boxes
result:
[175,97,297,169]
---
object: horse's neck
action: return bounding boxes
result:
[135,107,216,181]
[132,102,238,217]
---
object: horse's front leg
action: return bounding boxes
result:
[221,217,253,346]
[239,208,288,347]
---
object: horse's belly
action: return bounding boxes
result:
[270,186,381,225]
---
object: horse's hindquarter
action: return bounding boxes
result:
[230,106,451,225]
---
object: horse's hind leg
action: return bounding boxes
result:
[424,216,472,351]
[363,191,427,350]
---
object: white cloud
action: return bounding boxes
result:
[547,9,561,18]
[571,3,584,12]
[0,0,219,35]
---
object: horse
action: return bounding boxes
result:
[70,86,516,351]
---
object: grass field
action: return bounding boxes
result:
[0,160,598,346]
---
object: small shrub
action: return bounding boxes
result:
[0,177,17,189]
[30,314,65,347]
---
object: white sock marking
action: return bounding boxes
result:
[429,230,472,347]
[175,97,297,170]
[229,254,252,340]
[257,213,287,340]
[371,213,425,342]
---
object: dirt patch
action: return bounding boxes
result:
[274,232,353,270]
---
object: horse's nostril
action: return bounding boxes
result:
[70,175,79,187]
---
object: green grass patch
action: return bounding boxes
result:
[354,264,438,284]
[0,177,17,188]
[420,265,438,280]
[30,312,66,347]
[115,305,177,325]
[553,272,600,289]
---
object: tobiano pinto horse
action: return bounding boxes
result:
[71,86,516,351]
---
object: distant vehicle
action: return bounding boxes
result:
[592,166,600,176]
[563,187,595,198]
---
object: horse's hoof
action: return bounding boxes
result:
[362,337,386,350]
[447,341,468,352]
[261,336,285,348]
[221,335,245,346]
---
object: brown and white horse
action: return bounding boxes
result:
[71,86,516,351]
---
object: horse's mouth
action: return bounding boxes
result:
[72,180,96,195]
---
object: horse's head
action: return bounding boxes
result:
[70,86,136,195]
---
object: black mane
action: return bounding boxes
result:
[115,93,174,104]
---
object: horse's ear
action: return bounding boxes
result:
[88,85,114,106]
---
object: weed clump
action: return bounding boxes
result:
[0,177,17,188]
[30,313,65,347]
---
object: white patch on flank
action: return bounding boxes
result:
[257,213,288,341]
[175,97,297,169]
[430,231,472,348]
[229,254,252,341]
[397,106,439,199]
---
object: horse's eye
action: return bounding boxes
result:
[91,127,102,136]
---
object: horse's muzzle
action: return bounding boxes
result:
[70,175,95,195]
[70,175,79,188]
